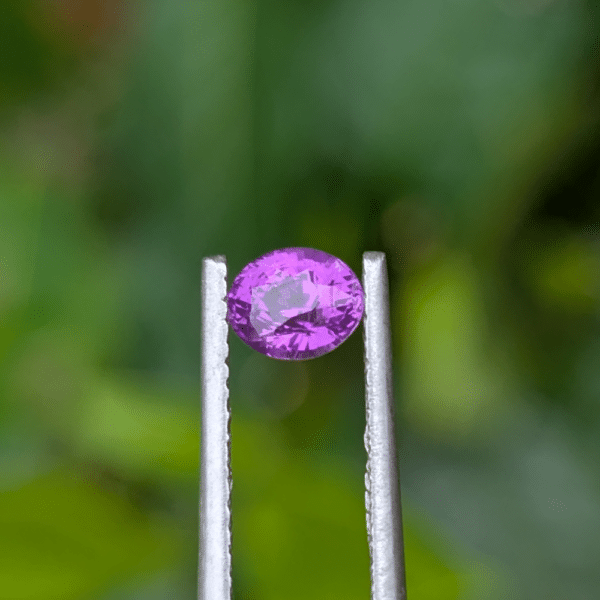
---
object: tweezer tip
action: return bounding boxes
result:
[203,255,227,265]
[362,253,388,285]
[362,251,386,262]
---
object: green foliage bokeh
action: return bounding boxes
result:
[1,0,600,599]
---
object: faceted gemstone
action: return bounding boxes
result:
[226,247,364,360]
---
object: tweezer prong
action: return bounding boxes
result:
[199,256,231,600]
[363,252,407,600]
[199,252,406,600]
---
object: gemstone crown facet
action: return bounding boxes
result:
[226,247,364,360]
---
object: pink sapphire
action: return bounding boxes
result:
[226,247,364,360]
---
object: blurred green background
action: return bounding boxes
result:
[1,0,600,598]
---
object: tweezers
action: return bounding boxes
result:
[199,251,407,600]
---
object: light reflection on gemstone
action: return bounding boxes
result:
[226,247,364,360]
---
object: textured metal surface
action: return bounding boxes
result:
[199,256,232,600]
[363,252,407,600]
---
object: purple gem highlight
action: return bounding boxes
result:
[226,247,365,360]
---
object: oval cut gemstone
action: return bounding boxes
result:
[226,247,364,360]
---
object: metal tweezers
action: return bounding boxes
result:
[199,251,407,600]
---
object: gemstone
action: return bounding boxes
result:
[226,247,364,360]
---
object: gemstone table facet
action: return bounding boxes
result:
[226,247,365,360]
